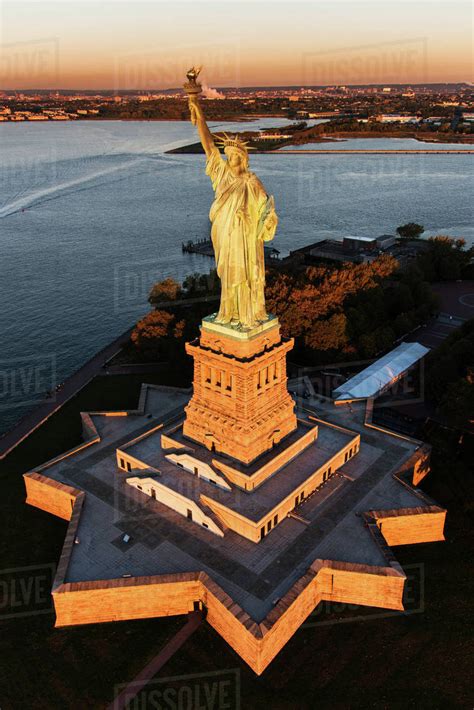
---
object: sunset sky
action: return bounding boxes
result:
[0,1,472,89]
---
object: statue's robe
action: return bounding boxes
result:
[206,148,276,327]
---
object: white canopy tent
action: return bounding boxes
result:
[333,341,430,403]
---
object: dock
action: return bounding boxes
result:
[182,238,214,256]
[182,239,281,262]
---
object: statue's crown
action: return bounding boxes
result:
[214,132,253,155]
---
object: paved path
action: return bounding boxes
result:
[109,611,203,710]
[105,362,167,375]
[406,280,474,349]
[0,326,134,460]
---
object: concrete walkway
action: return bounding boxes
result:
[405,280,474,349]
[109,611,203,710]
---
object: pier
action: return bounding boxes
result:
[182,238,214,256]
[182,238,281,262]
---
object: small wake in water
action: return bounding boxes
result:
[0,153,178,218]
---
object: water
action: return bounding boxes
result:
[0,120,472,434]
[280,136,474,151]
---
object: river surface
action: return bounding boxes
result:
[280,136,474,150]
[0,120,472,433]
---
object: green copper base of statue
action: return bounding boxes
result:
[184,67,278,330]
[202,312,278,339]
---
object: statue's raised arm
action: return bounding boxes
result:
[183,67,278,331]
[184,66,216,158]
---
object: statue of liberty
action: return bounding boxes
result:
[184,68,278,330]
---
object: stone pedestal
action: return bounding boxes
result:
[183,316,297,465]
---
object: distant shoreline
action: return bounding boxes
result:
[3,119,473,149]
[0,115,262,125]
[167,133,474,155]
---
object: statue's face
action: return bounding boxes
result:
[225,148,247,173]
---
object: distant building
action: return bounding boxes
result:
[309,240,371,263]
[343,236,377,252]
[424,116,446,125]
[258,133,292,141]
[339,234,396,254]
[288,234,397,266]
[375,234,397,249]
[376,114,419,124]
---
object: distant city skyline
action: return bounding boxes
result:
[0,1,471,90]
[2,83,471,95]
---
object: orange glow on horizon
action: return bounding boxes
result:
[0,1,471,89]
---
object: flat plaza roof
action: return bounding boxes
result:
[333,341,430,402]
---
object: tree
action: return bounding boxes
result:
[182,270,220,297]
[148,277,182,307]
[375,326,396,352]
[305,313,348,351]
[439,376,474,431]
[131,310,177,353]
[417,236,473,282]
[394,313,414,337]
[359,333,378,358]
[266,255,399,340]
[396,223,424,240]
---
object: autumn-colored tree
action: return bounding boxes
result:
[266,255,399,348]
[148,277,182,306]
[305,313,348,351]
[131,310,176,350]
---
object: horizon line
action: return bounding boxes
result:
[3,81,472,93]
